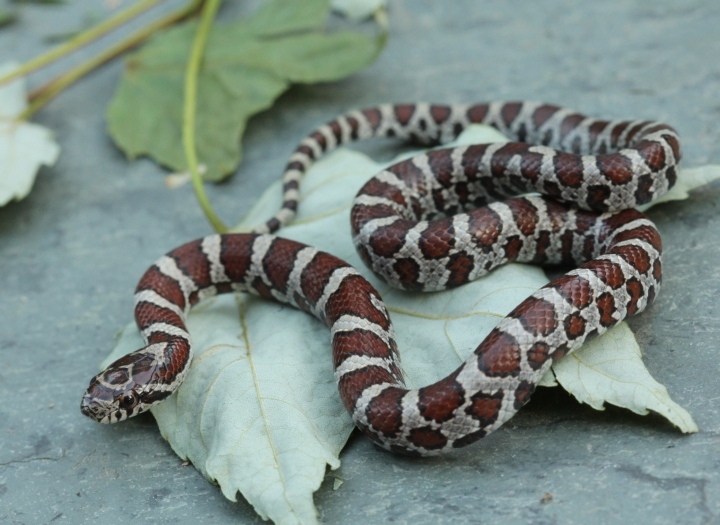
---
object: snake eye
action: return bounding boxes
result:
[119,392,138,409]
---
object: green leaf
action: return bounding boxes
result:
[246,0,330,35]
[103,126,702,523]
[0,9,18,28]
[107,0,386,182]
[0,62,60,206]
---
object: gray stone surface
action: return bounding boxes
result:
[1,0,719,524]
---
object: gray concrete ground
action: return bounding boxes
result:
[1,1,719,524]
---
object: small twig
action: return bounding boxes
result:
[183,0,226,233]
[0,0,163,87]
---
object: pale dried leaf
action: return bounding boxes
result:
[552,323,698,433]
[0,62,60,206]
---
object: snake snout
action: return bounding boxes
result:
[80,380,117,423]
[80,392,104,421]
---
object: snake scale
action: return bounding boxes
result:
[81,102,680,455]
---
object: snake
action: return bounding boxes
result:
[81,102,680,455]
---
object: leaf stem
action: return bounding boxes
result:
[19,0,204,121]
[183,0,227,233]
[0,0,162,87]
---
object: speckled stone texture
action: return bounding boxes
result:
[1,1,719,524]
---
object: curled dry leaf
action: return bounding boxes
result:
[103,126,705,524]
[0,62,60,206]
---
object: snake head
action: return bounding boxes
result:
[80,344,174,423]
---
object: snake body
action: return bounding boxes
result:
[81,102,679,455]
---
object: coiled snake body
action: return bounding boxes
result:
[81,102,679,455]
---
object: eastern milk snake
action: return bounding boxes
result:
[82,102,679,455]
